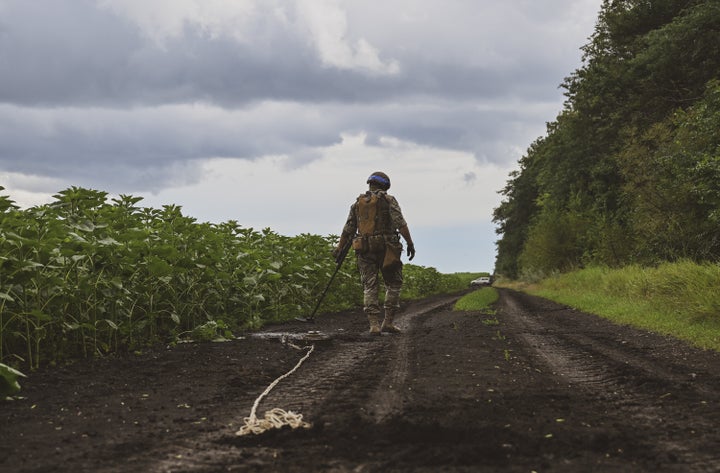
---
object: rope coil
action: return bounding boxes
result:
[236,344,315,436]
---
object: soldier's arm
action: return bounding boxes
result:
[334,204,357,258]
[399,225,415,261]
[388,195,415,260]
[398,225,413,246]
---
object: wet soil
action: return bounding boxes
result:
[2,288,720,472]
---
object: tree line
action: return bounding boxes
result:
[493,0,720,279]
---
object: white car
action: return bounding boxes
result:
[471,276,491,286]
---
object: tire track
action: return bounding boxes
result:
[498,289,720,471]
[262,295,459,417]
[148,294,461,472]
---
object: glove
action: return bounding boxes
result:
[406,243,415,261]
[332,236,350,264]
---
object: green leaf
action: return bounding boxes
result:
[147,258,172,277]
[265,271,282,281]
[29,310,52,322]
[68,232,88,243]
[0,363,26,398]
[97,237,120,246]
[74,221,96,232]
[103,319,119,330]
[243,276,257,286]
[20,261,44,270]
[63,322,81,331]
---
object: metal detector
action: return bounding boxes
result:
[295,239,352,323]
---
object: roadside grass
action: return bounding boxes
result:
[513,261,720,351]
[454,287,499,313]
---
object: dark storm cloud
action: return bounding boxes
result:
[0,102,345,192]
[359,103,547,163]
[0,0,563,108]
[0,0,597,194]
[0,98,547,193]
[0,0,143,106]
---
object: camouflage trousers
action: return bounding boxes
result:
[356,250,403,317]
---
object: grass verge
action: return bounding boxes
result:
[454,287,499,313]
[511,261,720,351]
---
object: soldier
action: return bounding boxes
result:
[333,172,416,334]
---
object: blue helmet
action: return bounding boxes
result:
[367,171,391,190]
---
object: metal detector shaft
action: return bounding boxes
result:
[299,239,352,322]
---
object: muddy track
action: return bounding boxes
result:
[497,290,720,471]
[3,289,720,472]
[149,294,461,472]
[266,294,458,423]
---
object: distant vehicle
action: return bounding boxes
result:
[470,276,491,286]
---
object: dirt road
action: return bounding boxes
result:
[2,288,720,472]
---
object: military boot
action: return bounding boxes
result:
[368,314,381,334]
[381,309,401,333]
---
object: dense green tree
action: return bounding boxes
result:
[494,0,720,277]
[619,80,720,262]
[493,140,542,278]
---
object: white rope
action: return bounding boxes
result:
[236,344,315,436]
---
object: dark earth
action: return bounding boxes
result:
[2,288,720,472]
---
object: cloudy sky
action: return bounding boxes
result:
[0,0,601,273]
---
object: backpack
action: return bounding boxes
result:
[356,190,391,236]
[352,191,392,254]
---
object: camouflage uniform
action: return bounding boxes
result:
[339,189,410,333]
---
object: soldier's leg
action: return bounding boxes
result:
[357,254,382,334]
[380,263,403,333]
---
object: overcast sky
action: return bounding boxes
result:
[0,0,601,273]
